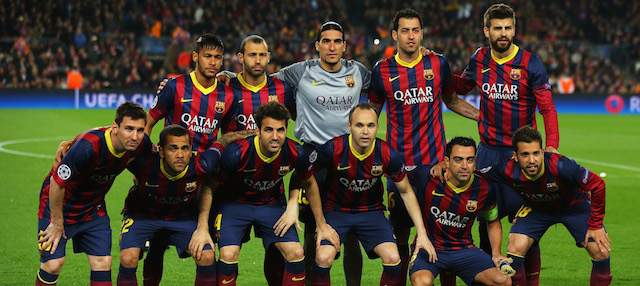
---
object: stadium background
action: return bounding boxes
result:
[1,0,639,285]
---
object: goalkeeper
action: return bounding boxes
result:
[409,137,513,286]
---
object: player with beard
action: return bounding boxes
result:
[477,126,610,286]
[451,4,560,285]
[368,9,479,285]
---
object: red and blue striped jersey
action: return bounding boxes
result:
[314,135,406,213]
[455,45,559,148]
[418,173,495,250]
[123,144,223,220]
[478,153,606,229]
[38,127,152,224]
[218,136,312,205]
[368,53,453,167]
[149,71,237,153]
[226,73,295,132]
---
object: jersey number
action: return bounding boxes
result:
[214,214,223,231]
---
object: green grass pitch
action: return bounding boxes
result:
[0,109,638,285]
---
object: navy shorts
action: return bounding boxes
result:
[409,248,496,285]
[38,214,112,263]
[216,201,300,249]
[320,210,396,259]
[476,142,524,221]
[119,215,211,258]
[510,200,603,246]
[388,166,427,229]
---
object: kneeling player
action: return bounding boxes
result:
[479,126,611,285]
[410,137,511,286]
[307,103,434,286]
[117,125,230,285]
[213,102,316,285]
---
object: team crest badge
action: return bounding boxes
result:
[279,166,290,176]
[546,182,558,192]
[186,182,197,192]
[345,76,355,88]
[371,165,383,176]
[466,200,478,212]
[268,94,278,102]
[510,69,521,80]
[215,101,225,113]
[423,69,435,80]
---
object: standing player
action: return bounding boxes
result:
[478,126,610,285]
[409,137,511,286]
[273,21,371,284]
[36,102,151,286]
[213,102,327,286]
[116,125,239,285]
[307,103,434,286]
[453,4,560,284]
[368,9,479,284]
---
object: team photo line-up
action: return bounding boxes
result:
[36,4,611,286]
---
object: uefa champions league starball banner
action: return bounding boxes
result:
[0,89,639,115]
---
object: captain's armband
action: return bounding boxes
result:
[481,205,498,222]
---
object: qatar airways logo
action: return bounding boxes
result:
[339,177,379,192]
[149,194,190,204]
[482,83,519,100]
[181,114,218,134]
[393,87,433,105]
[91,173,119,184]
[316,95,355,111]
[236,114,257,130]
[522,192,561,202]
[243,177,283,192]
[430,206,470,228]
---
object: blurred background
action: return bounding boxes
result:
[1,0,638,95]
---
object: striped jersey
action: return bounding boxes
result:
[218,136,312,205]
[314,135,405,213]
[38,127,152,224]
[226,73,295,132]
[123,143,223,220]
[369,53,453,166]
[455,45,559,148]
[149,71,236,153]
[478,152,606,229]
[417,170,496,250]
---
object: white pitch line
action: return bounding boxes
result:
[0,137,70,159]
[572,157,640,173]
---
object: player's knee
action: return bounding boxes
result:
[494,273,511,286]
[41,257,66,274]
[219,248,240,263]
[284,245,305,262]
[315,250,335,267]
[195,250,216,266]
[410,272,434,286]
[89,255,112,271]
[119,250,140,268]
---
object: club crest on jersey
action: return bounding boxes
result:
[279,166,290,176]
[214,101,225,113]
[345,76,355,88]
[185,182,197,192]
[423,69,435,80]
[268,94,278,102]
[546,182,558,192]
[371,165,383,176]
[466,200,478,212]
[510,69,521,80]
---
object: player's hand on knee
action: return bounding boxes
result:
[315,223,340,252]
[273,208,301,237]
[585,227,611,253]
[53,140,72,169]
[38,222,66,254]
[189,227,214,261]
[414,234,437,263]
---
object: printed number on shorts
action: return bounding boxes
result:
[388,191,396,210]
[214,214,222,231]
[298,188,308,205]
[120,218,134,234]
[516,206,532,218]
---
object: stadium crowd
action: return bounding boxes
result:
[1,0,638,93]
